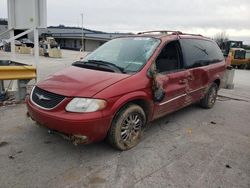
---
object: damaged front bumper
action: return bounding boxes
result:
[47,129,88,145]
[26,99,112,144]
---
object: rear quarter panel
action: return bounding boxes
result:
[206,61,226,88]
[190,61,226,92]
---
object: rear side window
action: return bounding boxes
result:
[180,39,224,68]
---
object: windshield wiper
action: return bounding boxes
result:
[72,60,124,73]
[87,60,124,73]
[72,61,85,67]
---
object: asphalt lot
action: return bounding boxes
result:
[0,50,250,188]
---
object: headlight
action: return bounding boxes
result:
[65,98,107,112]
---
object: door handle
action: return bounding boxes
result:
[187,75,194,81]
[179,79,187,85]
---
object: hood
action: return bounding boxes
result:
[37,66,131,97]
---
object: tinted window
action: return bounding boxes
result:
[180,39,224,68]
[155,41,182,73]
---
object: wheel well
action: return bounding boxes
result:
[115,99,152,123]
[214,79,220,87]
[131,99,152,121]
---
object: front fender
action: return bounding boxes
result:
[103,90,154,120]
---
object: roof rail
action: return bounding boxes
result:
[137,30,204,37]
[180,32,203,37]
[137,30,182,35]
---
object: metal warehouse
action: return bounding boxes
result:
[39,25,131,51]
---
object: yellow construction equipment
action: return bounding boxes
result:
[228,48,249,69]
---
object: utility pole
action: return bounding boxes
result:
[34,28,39,81]
[81,13,84,51]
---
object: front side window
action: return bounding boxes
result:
[155,41,182,73]
[180,39,224,68]
[83,37,160,73]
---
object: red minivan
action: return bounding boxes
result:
[26,31,226,150]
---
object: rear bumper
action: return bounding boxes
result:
[26,99,112,143]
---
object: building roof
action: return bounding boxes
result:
[41,25,133,41]
[0,21,133,41]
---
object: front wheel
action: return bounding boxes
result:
[200,83,218,109]
[107,104,146,150]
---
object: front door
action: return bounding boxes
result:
[154,70,190,119]
[153,40,189,119]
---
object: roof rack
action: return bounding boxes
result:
[137,30,203,37]
[180,32,203,37]
[137,30,182,35]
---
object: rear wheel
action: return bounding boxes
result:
[107,104,146,150]
[246,64,250,70]
[200,83,218,109]
[239,64,247,69]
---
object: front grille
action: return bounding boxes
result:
[31,86,65,109]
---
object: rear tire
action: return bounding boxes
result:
[107,104,146,151]
[246,64,250,70]
[239,64,247,69]
[200,83,218,109]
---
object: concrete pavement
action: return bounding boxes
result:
[0,51,249,188]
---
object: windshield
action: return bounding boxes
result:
[83,37,160,73]
[234,50,246,59]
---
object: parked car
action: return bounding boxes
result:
[19,38,34,48]
[26,31,226,150]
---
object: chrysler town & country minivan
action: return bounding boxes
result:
[26,31,226,150]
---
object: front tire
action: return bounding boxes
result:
[107,104,146,151]
[200,83,218,109]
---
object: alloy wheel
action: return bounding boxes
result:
[120,113,142,146]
